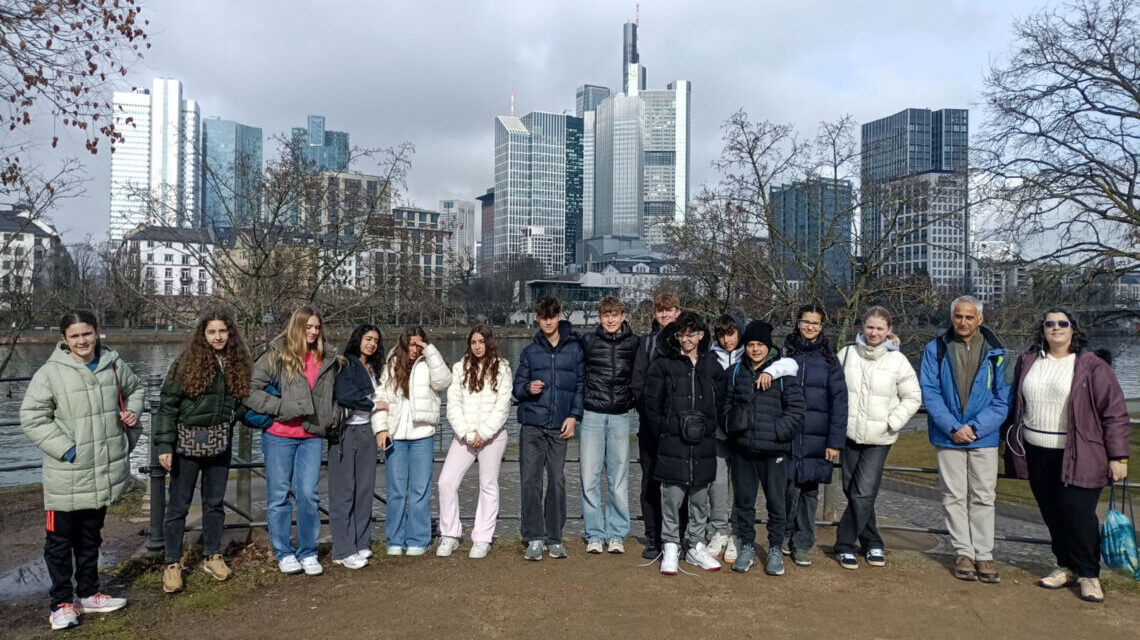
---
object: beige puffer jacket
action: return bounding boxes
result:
[838,335,922,445]
[20,345,145,511]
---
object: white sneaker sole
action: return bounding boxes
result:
[76,602,126,614]
[201,565,230,581]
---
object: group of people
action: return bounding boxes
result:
[18,293,1131,630]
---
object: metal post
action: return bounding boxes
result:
[145,377,166,551]
[236,422,252,539]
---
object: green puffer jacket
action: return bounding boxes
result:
[20,345,145,512]
[154,358,242,456]
[245,338,343,438]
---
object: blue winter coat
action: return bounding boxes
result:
[512,321,585,429]
[783,334,848,484]
[920,326,1010,449]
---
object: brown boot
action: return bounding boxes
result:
[953,555,977,581]
[1038,568,1076,589]
[1078,577,1104,603]
[975,559,1000,584]
[162,562,184,593]
[201,554,232,581]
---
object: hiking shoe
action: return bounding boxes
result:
[781,539,792,556]
[953,555,977,581]
[547,543,568,559]
[607,538,625,554]
[1038,568,1077,589]
[793,548,812,567]
[436,537,461,557]
[732,544,757,572]
[661,542,681,575]
[524,540,544,561]
[278,555,303,574]
[865,548,886,567]
[76,593,126,614]
[642,540,661,560]
[299,556,323,576]
[202,554,232,581]
[405,546,427,556]
[386,545,404,556]
[976,559,1000,584]
[707,532,729,557]
[358,548,374,560]
[332,553,368,570]
[1078,577,1104,603]
[469,542,491,559]
[685,542,722,571]
[839,553,858,570]
[49,604,79,630]
[724,536,739,563]
[586,539,604,554]
[765,547,785,576]
[162,562,183,593]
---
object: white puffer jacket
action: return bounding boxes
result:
[838,334,922,445]
[446,357,512,443]
[371,344,452,441]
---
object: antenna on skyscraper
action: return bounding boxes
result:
[636,2,639,27]
[510,88,515,117]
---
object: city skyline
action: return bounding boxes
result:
[32,0,1046,243]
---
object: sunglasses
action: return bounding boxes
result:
[1043,320,1071,329]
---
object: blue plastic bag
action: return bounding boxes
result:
[1100,479,1140,580]
[242,380,279,429]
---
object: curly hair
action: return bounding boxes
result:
[174,309,252,398]
[279,305,325,382]
[1028,307,1089,355]
[385,326,428,399]
[462,325,502,394]
[344,324,384,375]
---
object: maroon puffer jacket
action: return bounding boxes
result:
[1003,350,1131,489]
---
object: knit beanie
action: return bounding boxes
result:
[741,320,774,349]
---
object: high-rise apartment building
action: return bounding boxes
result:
[109,78,201,241]
[202,118,263,229]
[292,115,349,172]
[770,179,853,289]
[576,84,611,118]
[861,107,969,289]
[493,112,583,275]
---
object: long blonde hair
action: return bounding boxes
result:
[278,305,324,381]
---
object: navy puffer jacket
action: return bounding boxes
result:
[724,351,806,456]
[512,321,585,429]
[783,334,848,483]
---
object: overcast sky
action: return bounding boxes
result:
[36,0,1048,243]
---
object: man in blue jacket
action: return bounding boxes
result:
[514,296,585,561]
[920,295,1010,584]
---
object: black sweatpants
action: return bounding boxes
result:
[164,449,232,563]
[1026,444,1104,578]
[731,450,787,549]
[44,507,107,611]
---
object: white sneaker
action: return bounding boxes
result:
[49,604,79,630]
[75,592,127,614]
[686,542,722,571]
[332,553,368,570]
[436,537,461,557]
[469,542,491,559]
[724,536,739,563]
[299,556,323,576]
[606,538,625,554]
[358,548,373,560]
[277,555,303,575]
[707,532,729,557]
[405,546,427,556]
[585,540,605,554]
[660,542,680,575]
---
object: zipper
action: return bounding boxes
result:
[550,349,557,429]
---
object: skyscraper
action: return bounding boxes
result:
[493,112,583,276]
[109,78,201,242]
[202,118,263,229]
[861,107,969,289]
[770,179,854,289]
[476,188,494,276]
[622,21,646,95]
[576,84,611,118]
[440,199,479,267]
[291,115,349,172]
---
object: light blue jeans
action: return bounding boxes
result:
[262,433,323,562]
[579,410,631,542]
[385,436,434,549]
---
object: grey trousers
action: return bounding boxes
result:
[936,446,998,561]
[519,424,568,545]
[327,423,378,560]
[661,483,710,546]
[784,480,819,550]
[707,439,732,537]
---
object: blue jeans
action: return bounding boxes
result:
[385,436,434,549]
[262,433,323,562]
[579,410,631,542]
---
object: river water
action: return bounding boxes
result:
[1,334,1137,487]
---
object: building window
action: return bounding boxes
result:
[165,254,173,263]
[164,268,173,278]
[164,281,173,295]
[182,254,190,265]
[199,269,206,280]
[145,253,153,263]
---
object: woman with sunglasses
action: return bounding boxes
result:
[1004,308,1130,603]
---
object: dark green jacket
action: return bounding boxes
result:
[155,359,241,456]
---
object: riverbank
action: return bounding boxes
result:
[1,325,544,345]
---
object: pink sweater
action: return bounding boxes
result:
[267,352,320,439]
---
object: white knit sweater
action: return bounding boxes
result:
[1021,352,1075,449]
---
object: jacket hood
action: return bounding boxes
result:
[50,343,120,373]
[853,332,899,359]
[940,325,1004,353]
[785,333,830,355]
[534,319,580,351]
[595,320,634,342]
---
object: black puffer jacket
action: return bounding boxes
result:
[724,352,806,456]
[783,334,847,483]
[581,321,640,414]
[644,324,725,487]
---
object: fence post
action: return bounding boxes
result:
[145,376,166,552]
[236,421,252,539]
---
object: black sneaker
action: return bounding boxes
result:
[642,540,661,560]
